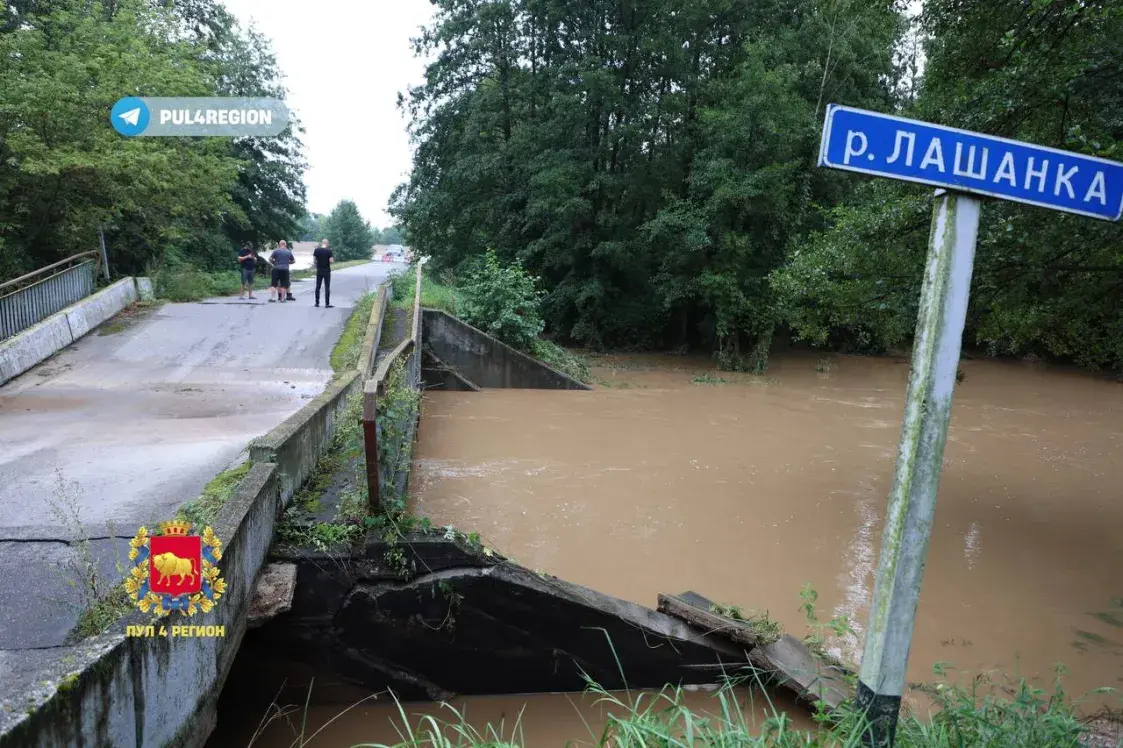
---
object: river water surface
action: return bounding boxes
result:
[211,687,811,746]
[411,352,1123,704]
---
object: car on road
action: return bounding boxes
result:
[382,245,411,263]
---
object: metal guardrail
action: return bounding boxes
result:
[0,252,101,341]
[362,265,424,511]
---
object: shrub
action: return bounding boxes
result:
[459,250,544,351]
[153,265,247,302]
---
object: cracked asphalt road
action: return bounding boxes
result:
[0,262,395,648]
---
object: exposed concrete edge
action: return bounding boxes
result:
[490,563,747,656]
[247,563,298,629]
[422,347,481,391]
[0,463,282,747]
[421,308,591,390]
[357,286,389,378]
[0,277,137,386]
[248,370,361,504]
[64,278,138,340]
[290,536,744,658]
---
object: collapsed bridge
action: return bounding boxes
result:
[0,272,850,748]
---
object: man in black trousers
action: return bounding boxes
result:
[312,238,334,308]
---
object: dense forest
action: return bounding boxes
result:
[0,0,306,281]
[392,0,1123,374]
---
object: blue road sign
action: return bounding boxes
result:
[818,104,1123,221]
[111,97,150,137]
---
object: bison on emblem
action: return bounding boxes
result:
[152,552,197,587]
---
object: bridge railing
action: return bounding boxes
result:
[0,251,101,341]
[362,263,423,512]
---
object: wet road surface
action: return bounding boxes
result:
[0,263,392,648]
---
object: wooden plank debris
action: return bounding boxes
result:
[658,589,855,713]
[656,591,761,648]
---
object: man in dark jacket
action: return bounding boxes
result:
[312,238,334,308]
[237,242,257,300]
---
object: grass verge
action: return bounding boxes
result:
[177,461,253,528]
[329,291,376,373]
[388,264,461,314]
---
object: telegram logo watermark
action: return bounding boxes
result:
[110,97,290,137]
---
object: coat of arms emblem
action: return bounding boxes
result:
[126,520,225,617]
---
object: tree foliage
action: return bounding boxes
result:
[373,225,405,245]
[775,0,1123,373]
[301,212,328,241]
[395,0,1123,376]
[392,0,904,367]
[325,199,375,261]
[459,249,545,350]
[0,0,306,281]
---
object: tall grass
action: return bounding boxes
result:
[389,264,462,314]
[250,669,1116,748]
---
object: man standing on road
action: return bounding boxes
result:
[312,238,334,308]
[237,242,257,300]
[268,240,296,303]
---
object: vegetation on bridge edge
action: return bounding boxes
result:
[177,461,253,530]
[388,259,592,383]
[330,291,377,373]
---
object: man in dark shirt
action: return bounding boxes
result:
[268,240,297,303]
[312,238,334,308]
[237,242,257,300]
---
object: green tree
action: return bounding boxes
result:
[392,0,905,367]
[773,0,1123,374]
[300,213,328,241]
[459,249,544,350]
[0,0,307,280]
[375,225,405,245]
[0,0,239,277]
[325,200,375,261]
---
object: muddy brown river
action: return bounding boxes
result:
[411,352,1123,705]
[212,687,809,746]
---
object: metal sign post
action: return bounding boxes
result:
[817,104,1123,745]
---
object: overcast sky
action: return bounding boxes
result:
[219,0,437,228]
